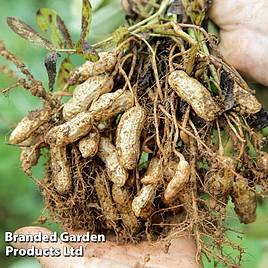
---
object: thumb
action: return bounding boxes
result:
[10,226,86,268]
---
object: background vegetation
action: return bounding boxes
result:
[0,1,267,267]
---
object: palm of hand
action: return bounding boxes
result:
[209,0,268,86]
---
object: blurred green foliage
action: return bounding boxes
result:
[0,1,267,268]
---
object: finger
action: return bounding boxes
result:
[218,30,268,86]
[209,0,268,85]
[11,227,86,268]
[208,0,244,28]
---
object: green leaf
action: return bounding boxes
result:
[223,138,234,157]
[56,16,74,48]
[138,152,149,171]
[76,0,99,61]
[6,17,54,50]
[212,129,218,145]
[207,20,220,39]
[80,0,92,43]
[184,44,198,75]
[213,128,235,157]
[246,136,257,159]
[36,8,52,32]
[56,57,74,91]
[262,126,268,137]
[36,8,74,49]
[197,158,209,171]
[44,51,59,91]
[76,41,99,61]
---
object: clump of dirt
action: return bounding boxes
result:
[1,0,268,266]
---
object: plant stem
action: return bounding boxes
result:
[188,27,221,95]
[56,48,76,53]
[93,0,171,49]
[129,0,171,31]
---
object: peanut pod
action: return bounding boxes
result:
[207,157,235,211]
[132,184,156,219]
[97,137,128,187]
[89,89,133,122]
[50,146,72,194]
[141,157,163,185]
[112,185,139,233]
[63,76,114,120]
[94,173,118,229]
[69,52,117,85]
[168,70,220,121]
[234,83,261,114]
[231,176,257,224]
[78,127,100,158]
[45,112,93,146]
[257,151,268,173]
[116,106,146,170]
[20,146,40,175]
[9,109,50,145]
[19,134,43,147]
[18,122,49,147]
[164,157,190,203]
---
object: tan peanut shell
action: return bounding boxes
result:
[234,83,261,114]
[78,127,100,158]
[62,99,81,122]
[97,137,128,187]
[132,184,156,219]
[257,152,268,172]
[208,157,235,203]
[50,146,72,194]
[116,106,146,170]
[19,134,42,147]
[94,173,118,229]
[20,146,40,174]
[63,76,114,120]
[207,162,235,212]
[112,185,139,233]
[164,158,190,203]
[69,52,117,85]
[100,90,133,121]
[18,122,49,147]
[141,157,163,185]
[45,112,93,146]
[89,89,133,122]
[9,109,50,145]
[207,171,229,212]
[231,176,257,224]
[168,70,220,121]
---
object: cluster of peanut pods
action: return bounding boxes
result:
[9,49,268,236]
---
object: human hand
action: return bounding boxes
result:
[10,226,199,268]
[209,0,268,86]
